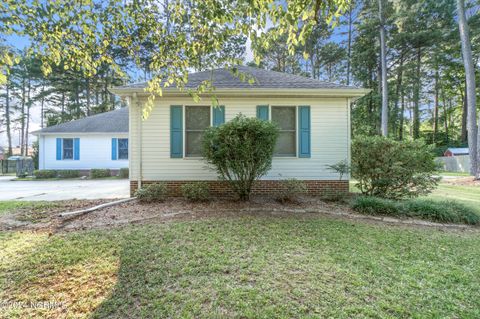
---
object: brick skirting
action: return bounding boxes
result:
[130,180,348,197]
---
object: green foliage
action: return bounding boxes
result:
[33,170,57,179]
[118,168,129,179]
[135,183,167,203]
[276,178,307,204]
[351,136,440,199]
[90,169,111,179]
[351,196,480,225]
[202,114,279,201]
[56,170,80,178]
[326,159,350,180]
[181,182,210,202]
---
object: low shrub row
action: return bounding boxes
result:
[90,169,111,179]
[351,196,480,225]
[33,170,58,179]
[34,169,80,179]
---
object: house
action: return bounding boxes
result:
[32,108,129,174]
[444,147,469,157]
[111,66,369,196]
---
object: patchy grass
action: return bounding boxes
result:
[425,183,480,214]
[1,217,480,318]
[437,171,471,177]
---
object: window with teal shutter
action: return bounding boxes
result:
[56,138,62,160]
[170,105,183,158]
[112,138,118,160]
[213,105,225,126]
[74,138,80,160]
[298,106,311,158]
[256,105,269,121]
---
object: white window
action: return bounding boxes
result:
[271,106,296,157]
[62,138,74,160]
[185,106,210,157]
[118,138,128,160]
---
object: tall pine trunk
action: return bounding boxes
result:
[393,51,404,140]
[412,47,421,139]
[378,0,388,136]
[457,0,479,177]
[460,85,468,143]
[5,76,13,156]
[433,67,439,143]
[346,3,353,86]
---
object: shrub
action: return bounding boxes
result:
[90,169,111,179]
[351,136,440,199]
[181,182,210,202]
[57,170,80,178]
[276,178,307,204]
[135,183,167,203]
[326,160,350,180]
[350,196,480,225]
[202,114,279,201]
[119,168,129,179]
[34,170,57,179]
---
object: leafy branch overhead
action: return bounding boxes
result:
[1,0,349,113]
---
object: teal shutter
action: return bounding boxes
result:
[213,105,225,126]
[256,105,269,120]
[56,138,62,160]
[170,105,183,158]
[74,138,80,160]
[298,106,311,158]
[111,138,118,160]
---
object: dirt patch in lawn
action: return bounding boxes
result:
[0,200,109,231]
[443,176,480,186]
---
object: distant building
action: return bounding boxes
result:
[444,147,469,157]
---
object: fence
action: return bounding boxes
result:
[435,155,471,173]
[0,158,35,176]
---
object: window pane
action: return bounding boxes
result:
[274,132,296,156]
[186,132,204,157]
[118,138,128,150]
[118,149,128,160]
[63,138,73,159]
[186,106,210,130]
[272,106,295,130]
[63,138,73,148]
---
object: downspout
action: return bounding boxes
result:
[133,92,142,189]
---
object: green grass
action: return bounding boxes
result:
[1,217,480,318]
[0,201,60,216]
[437,171,472,177]
[425,183,480,214]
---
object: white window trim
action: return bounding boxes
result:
[183,105,212,159]
[269,105,298,158]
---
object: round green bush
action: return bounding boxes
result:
[135,183,168,203]
[202,114,279,201]
[181,182,210,202]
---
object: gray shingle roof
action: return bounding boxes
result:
[115,66,360,90]
[32,108,128,134]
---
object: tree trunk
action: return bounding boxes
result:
[346,3,353,86]
[20,75,26,156]
[441,86,449,144]
[378,0,388,136]
[460,85,468,143]
[457,0,479,177]
[25,78,31,156]
[393,52,404,139]
[86,77,91,116]
[5,76,12,156]
[40,84,45,128]
[433,67,439,143]
[412,47,421,139]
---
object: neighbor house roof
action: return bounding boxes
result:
[445,147,469,155]
[32,108,128,135]
[112,66,369,97]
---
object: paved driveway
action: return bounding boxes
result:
[0,176,130,201]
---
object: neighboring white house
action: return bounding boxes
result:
[112,66,369,196]
[32,108,129,172]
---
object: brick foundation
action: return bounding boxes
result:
[130,180,348,197]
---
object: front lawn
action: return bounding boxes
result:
[1,216,479,318]
[0,201,61,216]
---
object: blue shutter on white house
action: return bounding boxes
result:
[298,106,311,158]
[74,138,80,160]
[170,105,183,158]
[213,105,225,126]
[56,138,62,160]
[111,138,118,160]
[256,105,269,120]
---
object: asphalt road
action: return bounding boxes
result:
[0,176,130,201]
